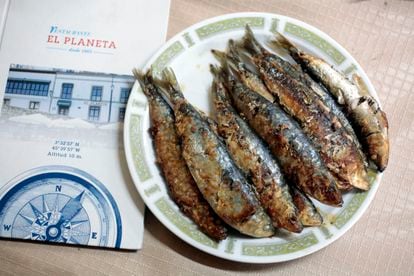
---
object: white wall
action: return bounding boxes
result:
[3,70,56,113]
[4,68,134,123]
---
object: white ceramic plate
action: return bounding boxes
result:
[124,12,382,263]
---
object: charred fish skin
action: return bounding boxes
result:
[274,33,389,172]
[237,26,368,191]
[259,59,368,191]
[271,53,365,156]
[266,38,367,145]
[223,70,342,207]
[210,65,303,233]
[351,74,389,171]
[133,70,228,241]
[160,68,275,238]
[300,70,369,169]
[290,186,323,226]
[263,41,370,174]
[236,33,359,151]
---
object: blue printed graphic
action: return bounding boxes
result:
[0,166,122,248]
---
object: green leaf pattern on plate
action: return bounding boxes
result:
[284,22,346,65]
[343,63,357,75]
[131,99,147,109]
[182,32,195,47]
[144,184,161,197]
[242,232,318,256]
[225,237,235,254]
[129,114,152,181]
[319,226,333,239]
[155,197,218,248]
[152,41,185,74]
[196,17,264,39]
[333,170,377,229]
[269,18,279,33]
[334,191,369,229]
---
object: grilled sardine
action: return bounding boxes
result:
[211,65,302,232]
[237,26,369,191]
[290,186,323,226]
[133,69,228,240]
[273,32,389,171]
[159,68,275,237]
[221,66,342,207]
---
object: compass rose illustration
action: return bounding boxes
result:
[0,166,122,248]
[17,192,90,243]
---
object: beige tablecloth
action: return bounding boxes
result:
[1,0,413,275]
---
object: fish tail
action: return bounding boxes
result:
[211,49,228,66]
[132,68,156,98]
[211,63,233,89]
[162,67,181,92]
[209,64,223,82]
[239,24,264,57]
[211,48,232,73]
[158,67,185,102]
[271,32,300,56]
[151,74,169,93]
[209,64,225,93]
[210,65,222,96]
[210,64,231,102]
[229,38,259,73]
[210,49,235,80]
[227,40,251,72]
[228,40,244,63]
[211,50,237,81]
[132,68,148,89]
[210,49,236,76]
[211,47,244,81]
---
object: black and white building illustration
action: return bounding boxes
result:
[2,65,134,123]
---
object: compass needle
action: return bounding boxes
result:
[42,195,50,213]
[60,191,86,223]
[29,203,46,220]
[53,194,60,213]
[32,232,42,240]
[70,220,88,229]
[19,213,35,225]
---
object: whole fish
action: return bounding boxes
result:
[273,32,389,172]
[281,63,370,170]
[133,69,227,240]
[265,41,367,161]
[225,38,363,155]
[290,186,323,226]
[220,65,342,207]
[237,26,369,191]
[210,57,323,224]
[213,41,367,189]
[209,58,324,220]
[210,65,302,233]
[158,67,275,237]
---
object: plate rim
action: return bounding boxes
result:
[123,12,382,263]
